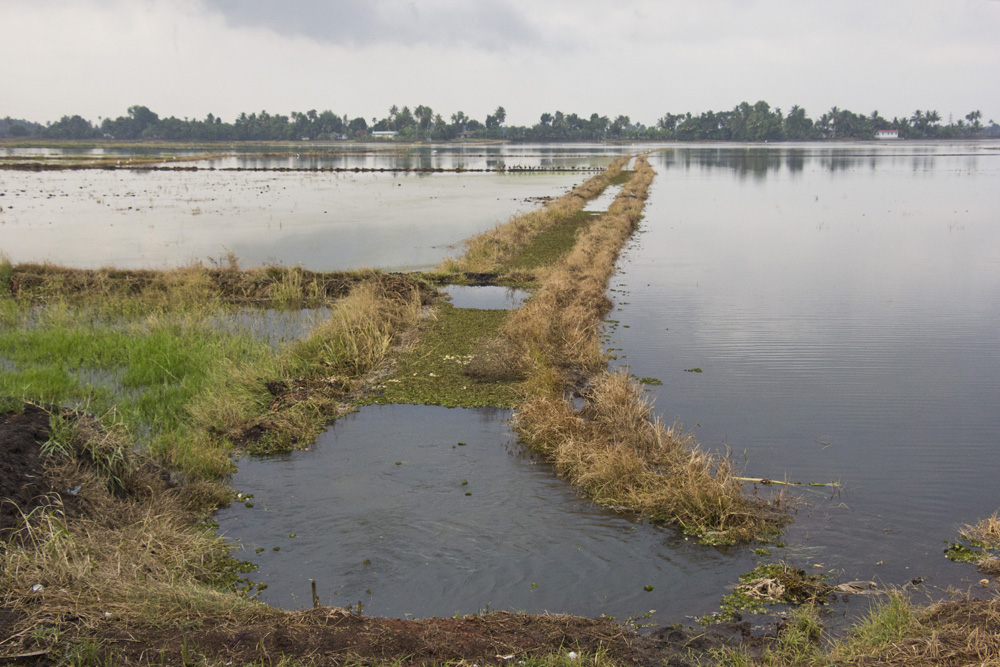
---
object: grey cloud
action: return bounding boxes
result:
[202,0,544,51]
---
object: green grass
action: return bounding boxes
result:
[0,302,276,478]
[366,304,522,408]
[504,210,597,271]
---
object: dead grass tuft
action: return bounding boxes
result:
[963,511,1000,549]
[1,411,269,653]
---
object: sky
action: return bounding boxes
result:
[4,0,999,128]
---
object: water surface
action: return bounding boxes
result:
[217,404,756,621]
[0,170,585,270]
[607,141,1000,592]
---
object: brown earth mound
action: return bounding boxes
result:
[0,402,56,536]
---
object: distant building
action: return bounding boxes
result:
[371,130,398,138]
[876,129,900,140]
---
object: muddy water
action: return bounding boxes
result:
[216,404,759,620]
[607,142,1000,596]
[0,170,585,270]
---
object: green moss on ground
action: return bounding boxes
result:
[365,304,522,408]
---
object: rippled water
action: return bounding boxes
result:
[216,404,757,621]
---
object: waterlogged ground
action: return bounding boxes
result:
[7,141,1000,630]
[0,142,644,171]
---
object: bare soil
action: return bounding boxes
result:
[0,403,60,537]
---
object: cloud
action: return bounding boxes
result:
[201,0,544,51]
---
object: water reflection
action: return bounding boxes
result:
[609,142,1000,596]
[443,285,530,310]
[650,142,993,177]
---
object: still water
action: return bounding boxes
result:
[218,141,1000,624]
[608,142,1000,590]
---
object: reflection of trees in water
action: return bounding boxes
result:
[651,146,981,177]
[656,147,805,177]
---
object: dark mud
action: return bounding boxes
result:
[0,403,54,536]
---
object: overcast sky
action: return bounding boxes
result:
[4,0,999,127]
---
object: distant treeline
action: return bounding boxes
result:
[2,102,996,142]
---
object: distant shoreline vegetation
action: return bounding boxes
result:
[1,102,996,143]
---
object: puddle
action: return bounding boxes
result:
[582,184,624,212]
[216,404,755,622]
[442,285,530,310]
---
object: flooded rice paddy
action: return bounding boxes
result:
[606,142,1000,599]
[0,170,584,271]
[6,141,999,625]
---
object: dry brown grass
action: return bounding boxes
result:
[496,157,655,380]
[0,413,270,654]
[443,157,630,275]
[964,511,1000,549]
[516,370,780,543]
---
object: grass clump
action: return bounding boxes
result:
[517,370,783,544]
[702,562,832,624]
[0,408,270,650]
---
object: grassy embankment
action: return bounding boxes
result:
[369,156,633,408]
[411,154,783,544]
[0,260,431,652]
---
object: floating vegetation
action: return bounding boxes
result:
[945,510,1000,575]
[702,563,834,623]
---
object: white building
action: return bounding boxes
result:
[875,129,900,140]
